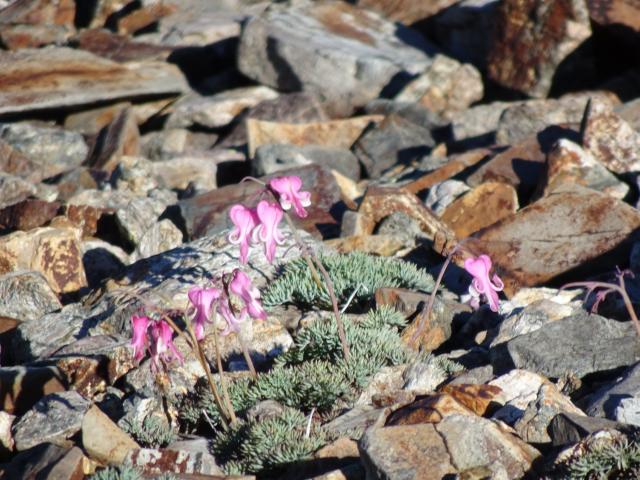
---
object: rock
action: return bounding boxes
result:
[326,234,407,256]
[495,93,617,146]
[353,113,435,178]
[465,184,640,295]
[543,138,629,199]
[13,391,90,451]
[0,23,72,50]
[178,164,342,239]
[385,392,479,426]
[440,182,518,239]
[0,47,187,116]
[490,311,640,378]
[38,446,87,480]
[0,138,45,183]
[125,447,222,476]
[375,212,426,245]
[0,271,61,323]
[115,195,174,248]
[487,0,592,98]
[395,54,483,117]
[132,219,183,261]
[449,101,516,145]
[585,362,640,426]
[361,415,540,479]
[82,405,140,465]
[513,383,585,443]
[356,365,406,407]
[116,3,176,35]
[0,411,14,458]
[85,108,140,173]
[237,0,437,116]
[548,412,629,446]
[0,366,67,415]
[587,0,640,31]
[247,115,382,158]
[363,99,446,130]
[0,173,37,210]
[167,87,279,129]
[0,226,87,294]
[150,155,218,193]
[73,28,174,63]
[0,199,61,233]
[0,0,75,26]
[253,144,360,180]
[0,443,75,480]
[424,180,470,216]
[582,99,640,174]
[324,405,387,437]
[489,370,553,424]
[354,0,458,24]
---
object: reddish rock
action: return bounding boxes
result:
[0,24,72,50]
[0,0,76,27]
[85,108,140,173]
[62,204,111,238]
[487,0,591,97]
[465,184,640,296]
[73,29,174,63]
[178,164,342,239]
[386,393,477,425]
[0,139,43,182]
[116,3,177,35]
[43,446,86,480]
[0,199,61,233]
[440,181,519,239]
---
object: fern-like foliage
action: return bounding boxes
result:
[89,466,142,480]
[262,252,434,310]
[120,415,176,448]
[213,409,326,476]
[562,436,640,479]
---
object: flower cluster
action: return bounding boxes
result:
[188,269,267,340]
[463,254,504,312]
[228,176,311,264]
[130,315,184,370]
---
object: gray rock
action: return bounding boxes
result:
[253,143,360,180]
[353,113,435,178]
[115,194,175,248]
[126,447,222,476]
[0,123,88,179]
[449,101,516,144]
[585,362,640,426]
[0,172,37,210]
[375,212,425,244]
[549,412,630,446]
[81,239,130,287]
[0,271,61,323]
[112,156,159,196]
[150,155,218,193]
[324,405,386,437]
[424,180,470,215]
[132,219,184,262]
[490,312,640,378]
[363,99,445,130]
[237,0,436,116]
[12,391,90,451]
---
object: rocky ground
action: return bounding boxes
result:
[2,0,640,479]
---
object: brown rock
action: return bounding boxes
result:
[74,29,174,63]
[0,47,187,116]
[439,384,503,416]
[85,107,140,172]
[441,181,519,239]
[386,393,476,425]
[355,0,458,24]
[0,0,75,26]
[465,184,640,296]
[0,366,67,415]
[82,405,140,465]
[64,102,131,135]
[582,99,640,174]
[247,115,383,158]
[42,446,86,480]
[0,227,87,293]
[587,0,640,30]
[0,23,72,50]
[116,3,177,35]
[0,199,61,233]
[62,204,111,238]
[179,164,342,239]
[487,0,591,97]
[0,138,42,182]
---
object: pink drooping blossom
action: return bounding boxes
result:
[253,200,285,263]
[463,254,504,312]
[131,314,150,362]
[218,297,245,336]
[230,269,267,320]
[269,176,311,218]
[188,286,222,340]
[228,205,259,264]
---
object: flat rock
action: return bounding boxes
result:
[354,0,458,24]
[115,195,175,248]
[440,181,518,239]
[0,47,187,116]
[150,155,218,193]
[247,115,382,158]
[132,219,183,262]
[126,447,222,476]
[12,391,90,451]
[82,404,140,465]
[353,113,435,178]
[548,412,629,446]
[465,184,640,295]
[238,0,437,116]
[167,86,279,129]
[0,270,61,322]
[582,99,640,174]
[490,311,640,378]
[394,53,483,117]
[73,28,175,63]
[450,101,516,144]
[0,0,75,26]
[0,199,61,233]
[487,0,592,98]
[489,370,550,425]
[253,143,360,180]
[543,138,629,199]
[0,226,87,294]
[85,108,140,173]
[0,23,72,50]
[585,362,640,426]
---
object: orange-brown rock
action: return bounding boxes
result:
[386,393,476,426]
[85,108,140,173]
[439,384,503,416]
[0,0,75,27]
[440,181,518,239]
[116,3,177,35]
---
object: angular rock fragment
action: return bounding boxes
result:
[465,184,640,294]
[0,173,37,210]
[82,405,140,465]
[585,362,640,426]
[0,365,67,415]
[132,219,183,261]
[487,0,592,97]
[238,0,437,115]
[354,0,458,24]
[85,108,140,173]
[0,23,72,50]
[0,271,61,323]
[549,412,629,446]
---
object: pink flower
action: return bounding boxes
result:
[230,270,267,320]
[188,286,222,341]
[131,314,150,362]
[228,205,259,263]
[253,200,285,263]
[463,254,504,312]
[269,176,311,218]
[218,298,245,336]
[149,320,184,369]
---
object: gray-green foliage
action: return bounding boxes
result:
[90,466,177,480]
[120,415,176,448]
[213,409,327,475]
[262,252,434,309]
[562,436,640,479]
